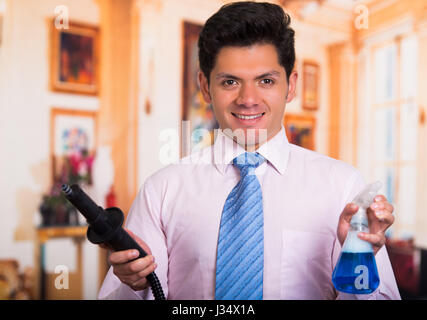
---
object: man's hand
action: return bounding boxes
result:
[337,195,395,255]
[103,228,157,291]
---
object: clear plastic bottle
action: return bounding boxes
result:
[332,181,382,294]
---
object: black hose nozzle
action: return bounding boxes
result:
[62,183,166,300]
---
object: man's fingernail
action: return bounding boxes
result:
[131,250,139,257]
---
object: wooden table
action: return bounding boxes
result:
[34,225,88,299]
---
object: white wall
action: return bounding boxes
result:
[0,0,99,299]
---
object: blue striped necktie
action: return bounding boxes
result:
[215,152,265,300]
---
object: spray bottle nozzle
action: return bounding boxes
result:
[352,181,382,209]
[350,181,382,226]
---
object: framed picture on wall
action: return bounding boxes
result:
[50,108,97,184]
[283,113,316,150]
[181,21,219,157]
[50,20,99,95]
[302,61,319,111]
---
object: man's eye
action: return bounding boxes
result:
[260,79,274,85]
[223,79,237,87]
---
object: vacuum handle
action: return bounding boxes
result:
[107,228,148,259]
[62,183,165,299]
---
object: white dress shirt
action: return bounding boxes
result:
[98,126,400,300]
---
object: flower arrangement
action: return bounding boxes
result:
[39,149,94,226]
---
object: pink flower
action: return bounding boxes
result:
[69,152,81,176]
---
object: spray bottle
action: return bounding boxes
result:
[332,181,382,294]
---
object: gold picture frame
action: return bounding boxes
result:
[50,108,97,183]
[284,113,316,150]
[302,61,319,111]
[50,20,99,95]
[181,21,218,156]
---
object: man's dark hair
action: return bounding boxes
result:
[198,1,295,82]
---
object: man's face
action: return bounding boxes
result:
[199,43,297,150]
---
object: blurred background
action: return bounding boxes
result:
[0,0,426,300]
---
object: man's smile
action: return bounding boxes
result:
[231,112,266,124]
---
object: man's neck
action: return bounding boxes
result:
[224,127,282,152]
[244,143,259,152]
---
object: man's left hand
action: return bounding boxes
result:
[337,195,395,255]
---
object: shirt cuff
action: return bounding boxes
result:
[99,283,151,300]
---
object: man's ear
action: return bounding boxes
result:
[286,70,298,103]
[198,71,212,103]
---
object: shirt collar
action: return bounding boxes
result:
[213,126,290,176]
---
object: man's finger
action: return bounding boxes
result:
[129,276,150,291]
[340,203,359,220]
[373,194,387,202]
[113,255,155,276]
[358,232,385,248]
[137,262,157,279]
[129,263,158,291]
[370,201,394,214]
[373,210,395,225]
[109,249,139,265]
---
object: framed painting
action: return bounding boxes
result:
[302,61,319,111]
[181,21,218,156]
[50,20,99,95]
[50,108,97,184]
[284,113,316,150]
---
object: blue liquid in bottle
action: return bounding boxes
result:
[333,181,382,294]
[332,229,380,294]
[332,252,380,294]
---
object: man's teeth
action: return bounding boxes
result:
[235,113,264,120]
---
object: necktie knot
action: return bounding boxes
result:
[233,152,265,176]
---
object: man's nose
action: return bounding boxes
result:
[235,83,260,107]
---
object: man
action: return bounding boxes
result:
[98,1,400,299]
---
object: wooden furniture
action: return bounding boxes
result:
[34,225,87,299]
[0,259,32,299]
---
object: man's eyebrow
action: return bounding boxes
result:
[215,73,241,80]
[254,71,281,79]
[215,71,281,80]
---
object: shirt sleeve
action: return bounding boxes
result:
[332,169,401,300]
[97,178,169,300]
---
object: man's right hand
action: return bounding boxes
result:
[105,228,157,291]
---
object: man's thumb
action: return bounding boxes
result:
[341,203,359,219]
